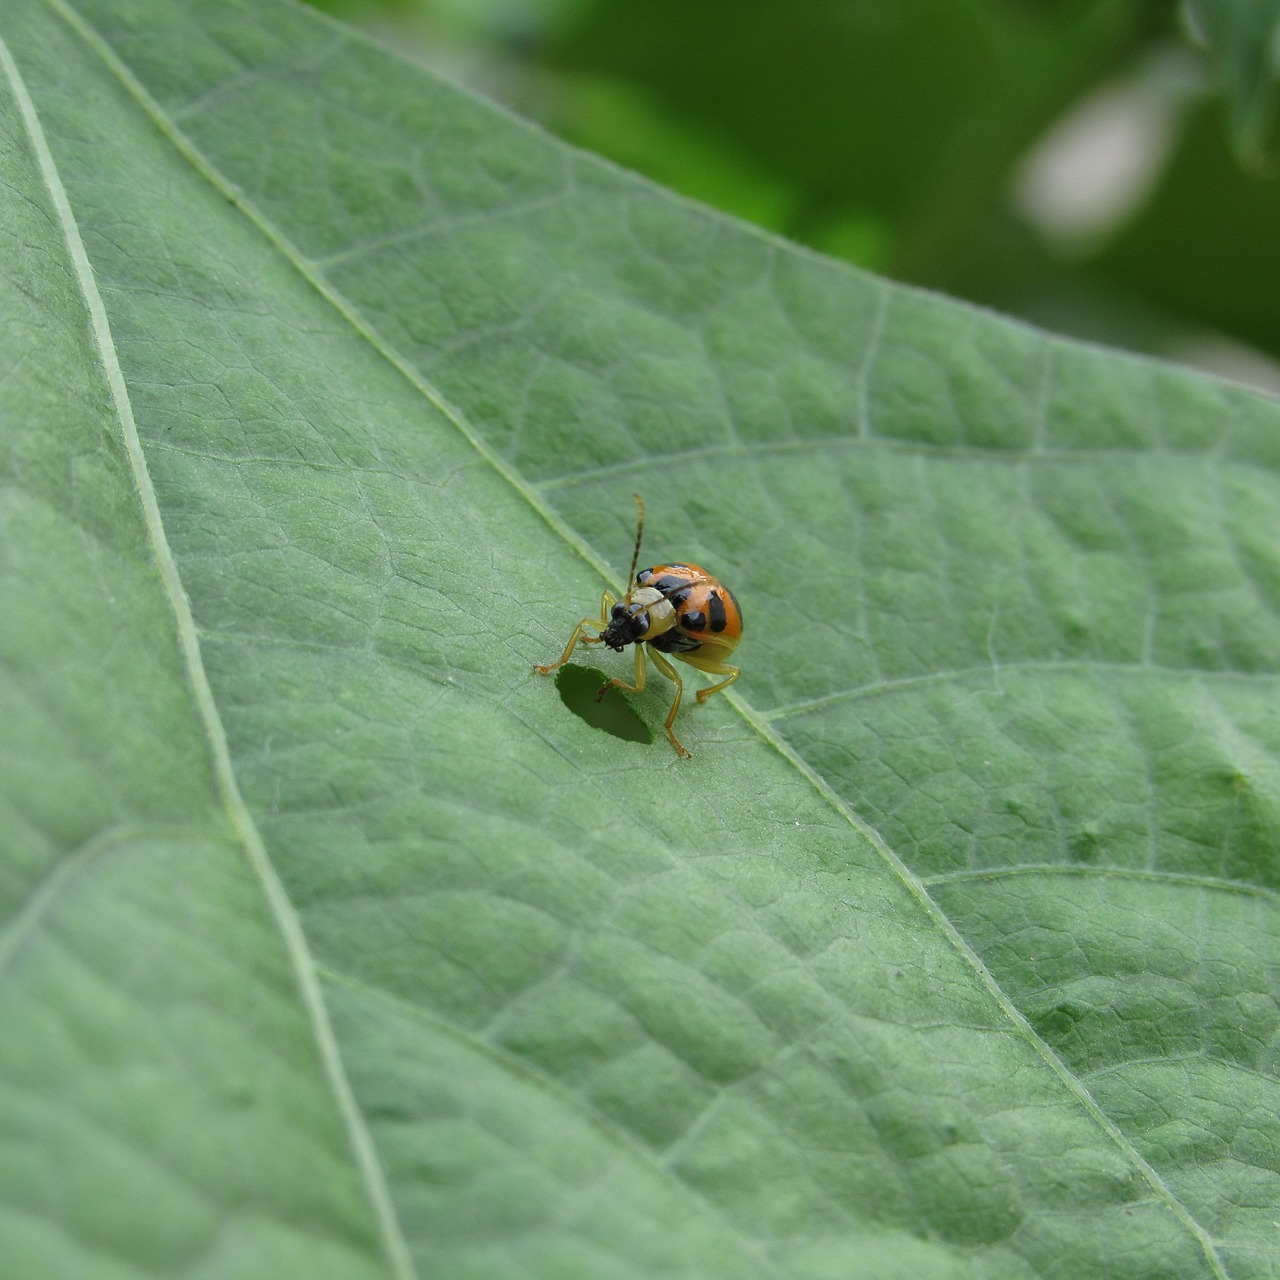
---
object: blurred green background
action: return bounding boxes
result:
[306,0,1280,397]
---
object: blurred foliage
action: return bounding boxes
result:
[307,0,1280,392]
[1184,0,1280,163]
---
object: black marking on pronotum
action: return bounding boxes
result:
[708,590,727,633]
[681,609,708,631]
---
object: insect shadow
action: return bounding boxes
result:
[553,664,653,746]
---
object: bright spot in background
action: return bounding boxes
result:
[1014,50,1280,400]
[1012,61,1189,250]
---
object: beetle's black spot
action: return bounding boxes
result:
[670,588,691,607]
[681,609,707,631]
[708,590,727,632]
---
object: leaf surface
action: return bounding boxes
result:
[2,1,1278,1277]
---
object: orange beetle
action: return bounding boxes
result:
[534,496,742,758]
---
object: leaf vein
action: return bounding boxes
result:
[6,21,419,1279]
[765,661,1280,720]
[722,690,1233,1280]
[921,863,1280,903]
[317,964,792,1280]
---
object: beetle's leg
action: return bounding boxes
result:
[690,661,740,704]
[595,639,646,700]
[534,591,616,675]
[648,649,691,759]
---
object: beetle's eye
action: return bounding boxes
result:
[611,602,627,619]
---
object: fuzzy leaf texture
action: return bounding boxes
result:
[1,2,1278,1278]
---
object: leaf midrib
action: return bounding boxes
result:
[6,16,418,1279]
[39,2,1233,1274]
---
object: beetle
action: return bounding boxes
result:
[533,496,742,758]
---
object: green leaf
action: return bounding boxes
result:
[1185,0,1280,163]
[2,1,1278,1278]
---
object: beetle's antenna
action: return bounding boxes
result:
[627,493,645,584]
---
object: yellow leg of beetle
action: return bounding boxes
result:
[594,641,647,702]
[690,660,740,704]
[648,649,691,759]
[595,646,692,759]
[533,591,616,675]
